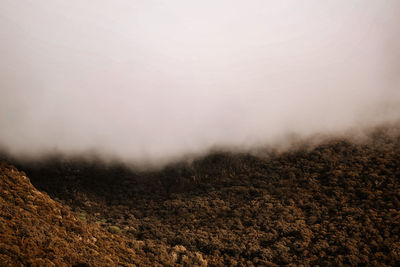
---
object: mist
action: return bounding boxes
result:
[1,0,399,167]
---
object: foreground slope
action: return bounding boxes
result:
[0,162,206,266]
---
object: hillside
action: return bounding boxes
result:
[0,163,207,266]
[1,125,400,266]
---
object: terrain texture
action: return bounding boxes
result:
[1,125,400,266]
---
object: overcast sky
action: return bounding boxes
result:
[1,1,399,166]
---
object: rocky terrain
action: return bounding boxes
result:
[1,124,400,266]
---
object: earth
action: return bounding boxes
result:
[1,124,400,266]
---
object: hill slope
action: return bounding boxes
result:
[0,162,206,266]
[2,125,400,266]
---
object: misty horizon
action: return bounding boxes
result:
[1,1,400,167]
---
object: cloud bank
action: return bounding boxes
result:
[1,0,399,166]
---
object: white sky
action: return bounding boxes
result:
[0,1,399,166]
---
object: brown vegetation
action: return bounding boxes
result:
[1,126,400,266]
[0,164,207,266]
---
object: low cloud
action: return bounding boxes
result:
[1,1,399,167]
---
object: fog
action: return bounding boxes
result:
[1,1,399,167]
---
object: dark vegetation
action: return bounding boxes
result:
[1,125,400,266]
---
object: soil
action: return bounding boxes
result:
[1,125,400,266]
